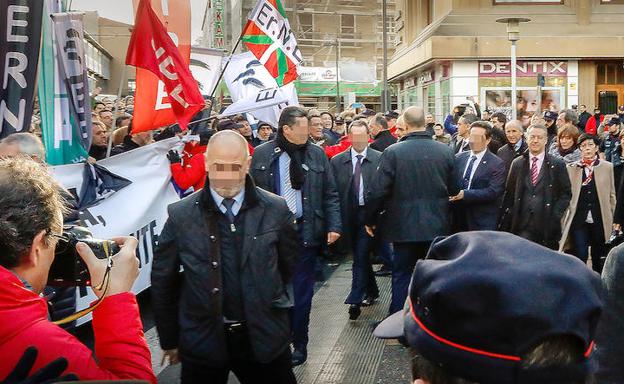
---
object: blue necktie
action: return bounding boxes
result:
[462,156,477,190]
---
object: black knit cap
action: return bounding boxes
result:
[375,231,603,384]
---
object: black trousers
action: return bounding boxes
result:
[181,328,297,384]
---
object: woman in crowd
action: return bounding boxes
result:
[549,125,582,164]
[321,112,340,145]
[559,133,616,273]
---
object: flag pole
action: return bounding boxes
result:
[207,34,243,108]
[106,64,127,158]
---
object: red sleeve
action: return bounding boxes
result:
[586,117,597,135]
[170,154,205,190]
[13,293,156,383]
[248,143,255,155]
[324,140,351,159]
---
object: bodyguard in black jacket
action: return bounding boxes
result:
[497,120,528,173]
[152,131,299,383]
[250,106,342,366]
[499,124,572,250]
[365,106,458,314]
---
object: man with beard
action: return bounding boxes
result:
[543,110,559,147]
[89,122,109,161]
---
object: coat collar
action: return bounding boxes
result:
[399,131,432,142]
[199,174,260,213]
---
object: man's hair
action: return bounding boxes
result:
[0,157,66,268]
[307,108,321,119]
[491,112,508,126]
[278,106,308,131]
[115,114,132,128]
[0,133,46,161]
[470,121,493,139]
[370,113,389,131]
[459,114,478,126]
[580,104,586,108]
[348,119,370,134]
[94,101,105,108]
[320,111,334,120]
[411,335,585,384]
[528,124,549,135]
[505,120,525,133]
[92,121,107,131]
[560,109,579,125]
[403,106,426,129]
[233,114,248,123]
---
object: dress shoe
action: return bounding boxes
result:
[291,348,307,366]
[348,304,361,320]
[374,266,391,276]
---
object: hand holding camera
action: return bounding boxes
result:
[76,236,140,299]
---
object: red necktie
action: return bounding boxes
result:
[530,157,539,186]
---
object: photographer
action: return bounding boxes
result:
[0,157,156,383]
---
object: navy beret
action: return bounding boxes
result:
[543,110,559,121]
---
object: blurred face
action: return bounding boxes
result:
[349,124,369,153]
[205,140,250,198]
[579,105,586,113]
[238,121,252,137]
[395,119,407,138]
[321,114,333,129]
[283,116,310,145]
[309,117,323,140]
[559,135,574,150]
[433,125,444,136]
[556,113,566,129]
[594,109,601,116]
[457,119,470,137]
[99,111,113,126]
[92,125,108,147]
[609,123,620,134]
[579,139,598,160]
[258,125,272,141]
[482,111,490,121]
[94,103,105,113]
[527,127,547,155]
[334,121,346,134]
[425,114,434,124]
[132,131,153,146]
[468,126,490,153]
[491,116,503,129]
[505,124,523,145]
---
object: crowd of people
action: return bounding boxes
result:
[4,93,624,384]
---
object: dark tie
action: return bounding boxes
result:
[222,198,236,224]
[462,156,477,190]
[353,155,363,205]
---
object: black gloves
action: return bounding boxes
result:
[167,149,181,164]
[1,347,77,384]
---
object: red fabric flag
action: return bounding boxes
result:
[126,0,203,131]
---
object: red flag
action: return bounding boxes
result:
[126,0,203,132]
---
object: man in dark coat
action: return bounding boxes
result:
[499,124,572,250]
[577,104,591,132]
[330,120,381,320]
[450,121,506,231]
[497,120,528,173]
[370,113,397,152]
[450,114,477,154]
[365,106,458,315]
[250,106,342,366]
[152,131,299,384]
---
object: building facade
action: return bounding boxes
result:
[390,0,624,122]
[204,0,397,112]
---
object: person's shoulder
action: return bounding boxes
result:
[255,187,290,213]
[252,140,277,157]
[367,147,382,160]
[332,149,349,164]
[168,190,202,216]
[485,150,504,165]
[546,153,566,168]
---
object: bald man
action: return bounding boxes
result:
[152,131,299,384]
[365,106,458,315]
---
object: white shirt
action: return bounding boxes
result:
[529,152,546,176]
[209,187,245,216]
[351,147,368,206]
[462,150,487,190]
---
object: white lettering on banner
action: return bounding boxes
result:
[249,1,303,65]
[51,138,180,324]
[153,33,180,111]
[2,6,29,132]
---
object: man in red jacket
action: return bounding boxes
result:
[0,157,156,383]
[168,129,214,193]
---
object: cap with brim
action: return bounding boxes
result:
[607,117,621,126]
[373,310,404,339]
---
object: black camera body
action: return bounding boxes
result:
[47,226,119,287]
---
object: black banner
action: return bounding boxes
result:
[0,0,44,139]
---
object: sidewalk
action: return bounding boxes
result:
[156,263,411,384]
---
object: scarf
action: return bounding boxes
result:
[578,157,599,186]
[558,144,577,158]
[276,129,308,190]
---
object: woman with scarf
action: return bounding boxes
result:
[548,125,582,164]
[559,133,616,273]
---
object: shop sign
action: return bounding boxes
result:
[211,0,225,49]
[479,61,567,77]
[417,70,434,85]
[298,67,338,82]
[404,77,416,88]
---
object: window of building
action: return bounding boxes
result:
[601,0,624,3]
[597,62,624,85]
[298,13,313,39]
[341,14,355,37]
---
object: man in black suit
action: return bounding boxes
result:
[499,124,572,250]
[331,120,381,320]
[450,121,506,231]
[152,131,299,383]
[497,120,527,173]
[450,114,477,154]
[370,113,397,152]
[365,106,458,314]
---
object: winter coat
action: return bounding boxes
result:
[170,144,207,192]
[0,267,156,382]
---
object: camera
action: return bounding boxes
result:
[47,226,119,287]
